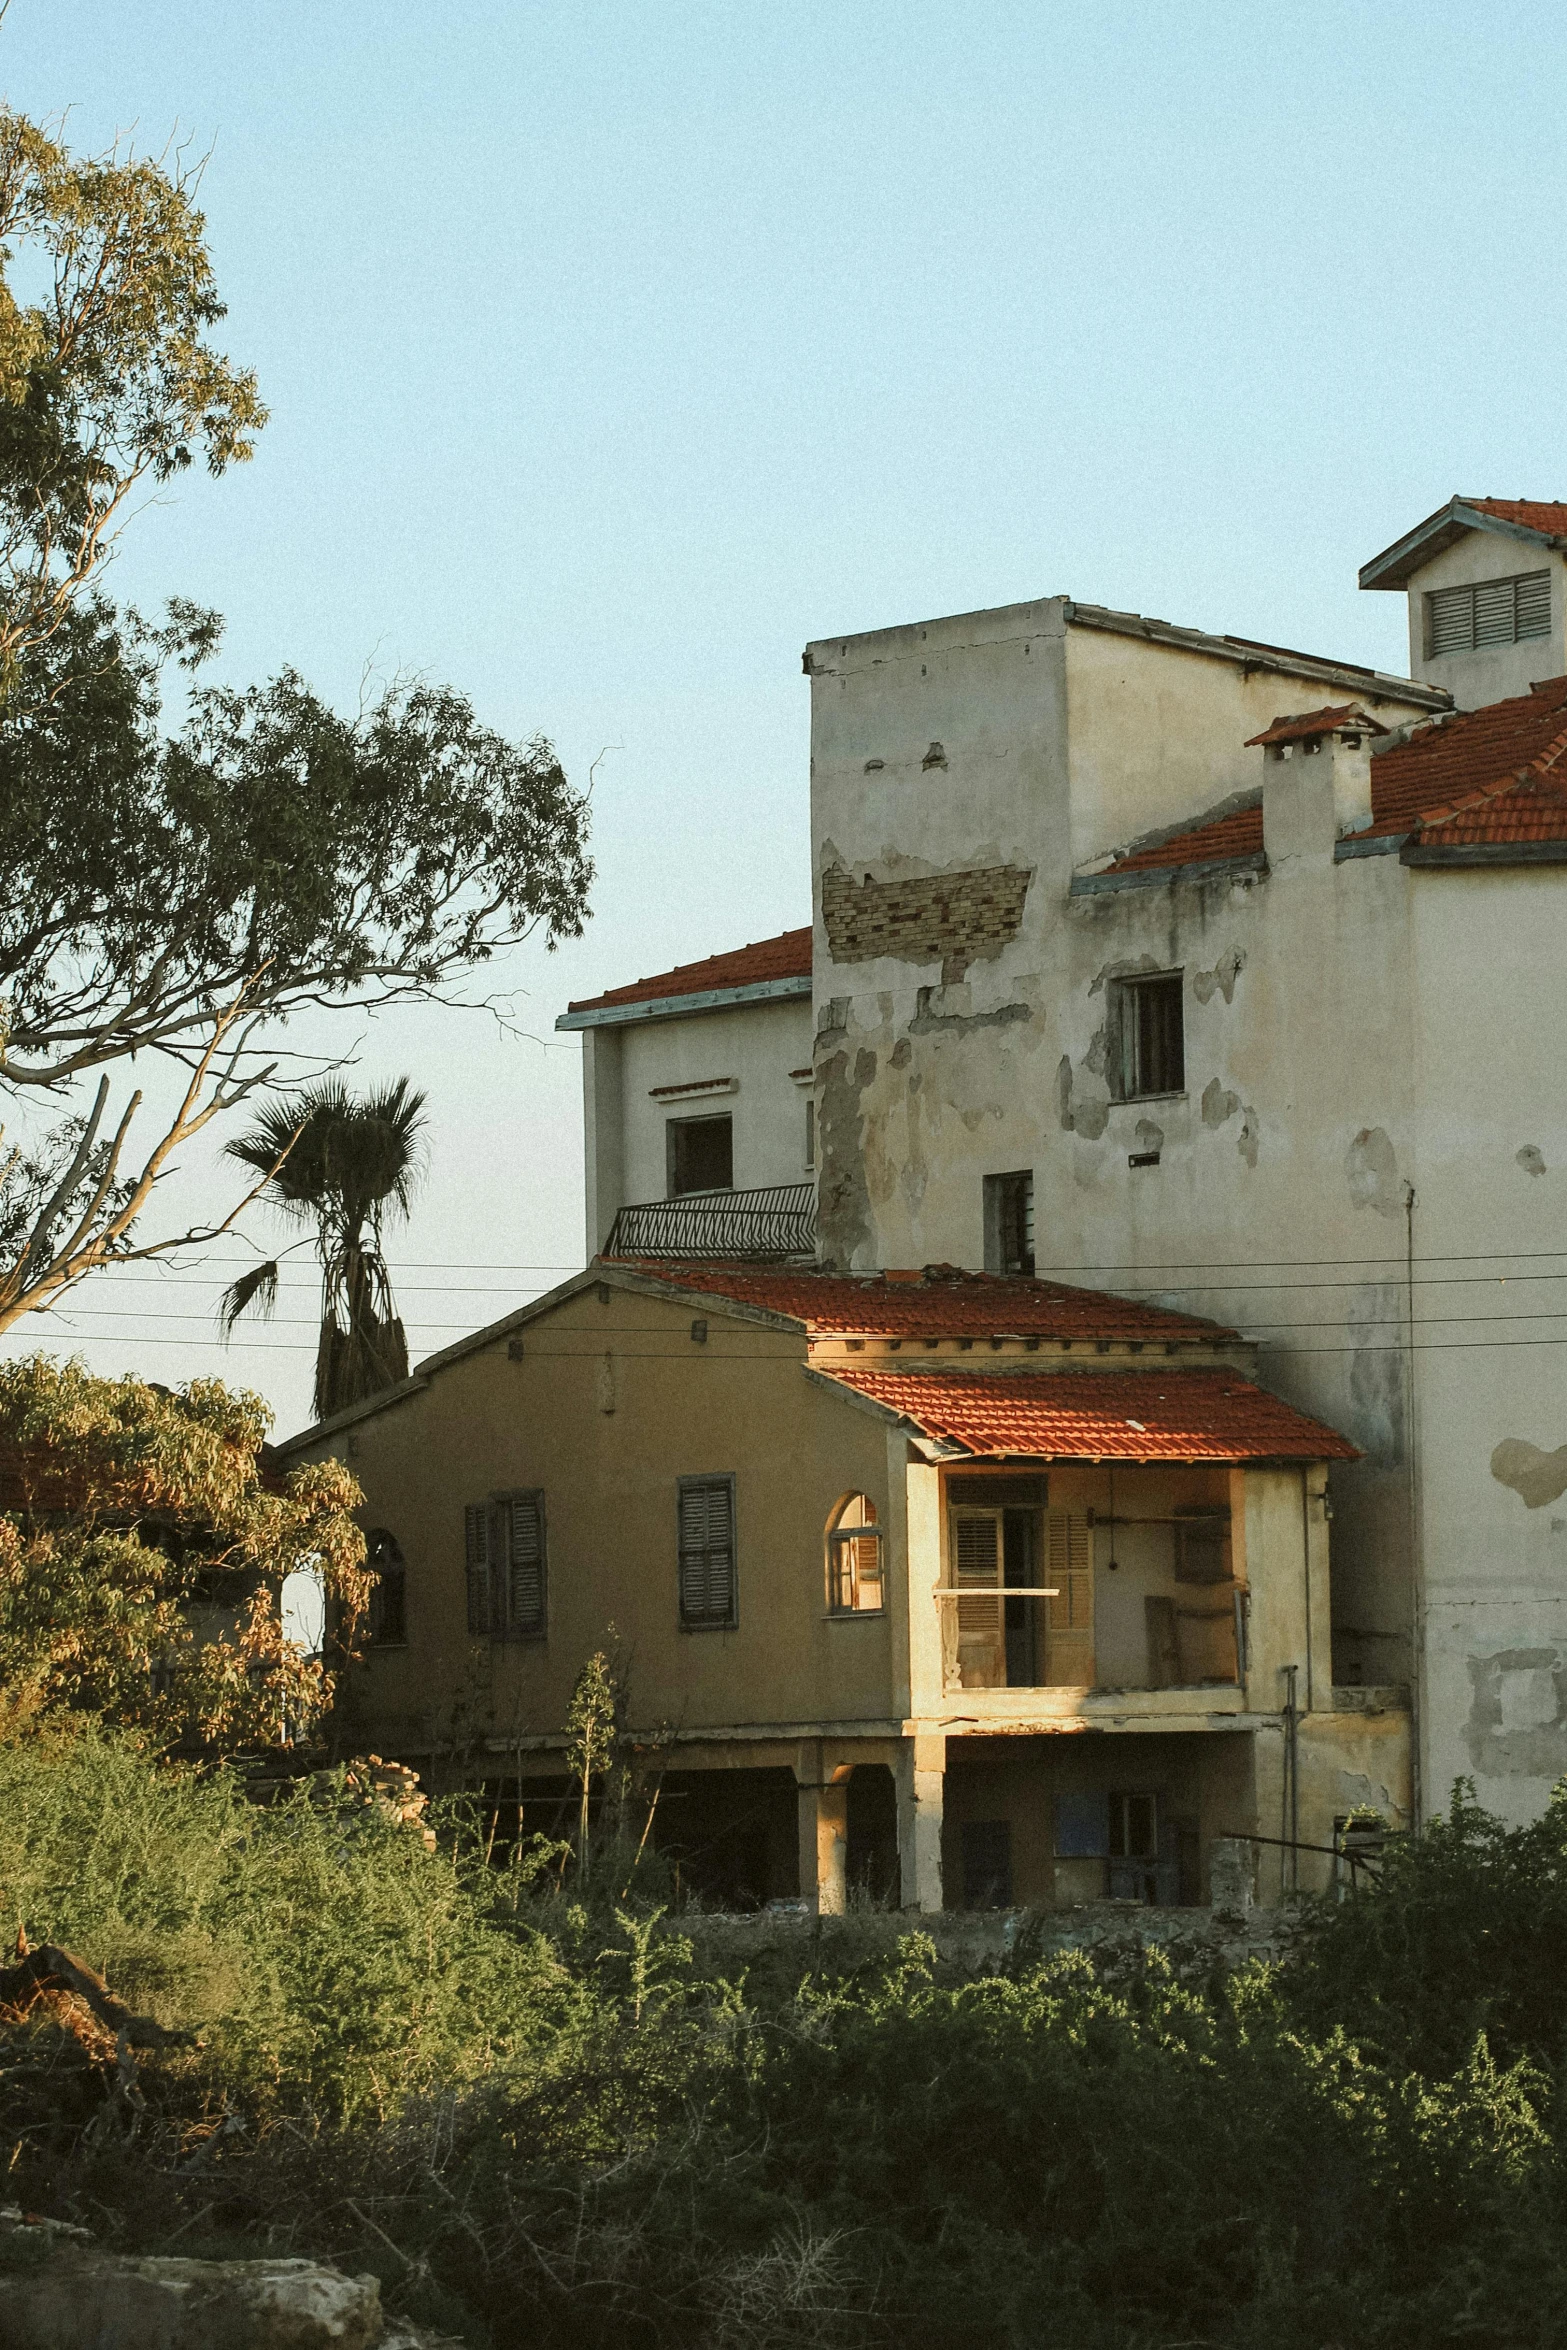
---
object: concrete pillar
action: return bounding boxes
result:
[895,1732,946,1912]
[795,1751,849,1915]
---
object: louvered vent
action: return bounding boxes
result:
[1426,570,1552,657]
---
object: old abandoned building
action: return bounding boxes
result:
[282,1257,1403,1910]
[282,491,1567,1904]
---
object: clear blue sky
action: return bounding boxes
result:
[5,0,1564,1429]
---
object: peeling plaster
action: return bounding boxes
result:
[1088,953,1161,998]
[1237,1107,1260,1168]
[890,1039,912,1069]
[1491,1437,1567,1509]
[1466,1647,1567,1779]
[908,999,1032,1038]
[1057,1053,1110,1140]
[1193,946,1246,1005]
[1201,1079,1240,1128]
[816,1043,875,1269]
[1517,1145,1547,1178]
[1134,1117,1164,1154]
[1346,1127,1405,1219]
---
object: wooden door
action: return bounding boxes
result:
[950,1507,1006,1689]
[1044,1511,1095,1686]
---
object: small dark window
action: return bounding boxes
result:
[961,1818,1013,1907]
[1113,973,1184,1099]
[983,1170,1035,1273]
[667,1115,733,1197]
[1173,1506,1232,1584]
[1109,1791,1158,1862]
[367,1528,407,1646]
[678,1474,736,1628]
[464,1493,547,1641]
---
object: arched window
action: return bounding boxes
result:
[366,1529,407,1647]
[827,1494,883,1615]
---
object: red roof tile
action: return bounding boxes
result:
[1116,677,1567,870]
[1244,705,1387,748]
[1356,675,1567,839]
[611,1260,1238,1344]
[1464,498,1567,539]
[567,927,811,1016]
[1410,774,1567,850]
[820,1366,1359,1462]
[1109,801,1264,874]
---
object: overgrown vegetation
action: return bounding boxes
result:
[5,1723,1567,2349]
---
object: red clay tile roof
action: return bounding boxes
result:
[611,1260,1239,1344]
[1244,706,1388,749]
[818,1366,1358,1461]
[1464,498,1567,538]
[567,927,811,1016]
[1113,676,1567,870]
[1409,774,1567,851]
[1108,802,1264,874]
[1355,675,1567,840]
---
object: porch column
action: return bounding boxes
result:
[795,1747,849,1915]
[896,1731,946,1912]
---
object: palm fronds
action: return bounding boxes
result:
[217,1259,279,1338]
[218,1078,428,1419]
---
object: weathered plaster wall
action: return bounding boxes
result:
[805,602,1567,1822]
[1406,868,1567,1823]
[296,1284,896,1758]
[1061,626,1424,870]
[1399,531,1567,711]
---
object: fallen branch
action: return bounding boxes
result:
[0,1928,196,2051]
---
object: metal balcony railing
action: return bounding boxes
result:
[604,1182,817,1263]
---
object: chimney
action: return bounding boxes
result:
[1251,707,1384,862]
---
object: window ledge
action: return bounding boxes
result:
[823,1610,887,1624]
[1111,1091,1187,1107]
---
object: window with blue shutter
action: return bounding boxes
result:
[678,1474,736,1629]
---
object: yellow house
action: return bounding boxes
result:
[279,1260,1410,1912]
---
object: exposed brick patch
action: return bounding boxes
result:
[821,863,1032,974]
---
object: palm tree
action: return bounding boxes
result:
[219,1078,428,1423]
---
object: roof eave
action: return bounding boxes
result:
[556,973,812,1031]
[1360,498,1566,591]
[1063,601,1449,707]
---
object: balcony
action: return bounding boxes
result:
[938,1480,1247,1700]
[604,1181,817,1262]
[936,1582,1248,1695]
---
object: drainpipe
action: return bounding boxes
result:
[1405,1181,1422,1834]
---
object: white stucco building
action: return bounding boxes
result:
[559,494,1567,1838]
[556,929,814,1257]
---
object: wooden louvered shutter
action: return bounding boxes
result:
[951,1508,1005,1689]
[464,1502,494,1637]
[505,1492,546,1639]
[1474,575,1517,646]
[678,1478,735,1627]
[1427,582,1474,658]
[1044,1510,1094,1687]
[1517,569,1552,640]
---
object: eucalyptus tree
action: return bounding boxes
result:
[0,109,592,1332]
